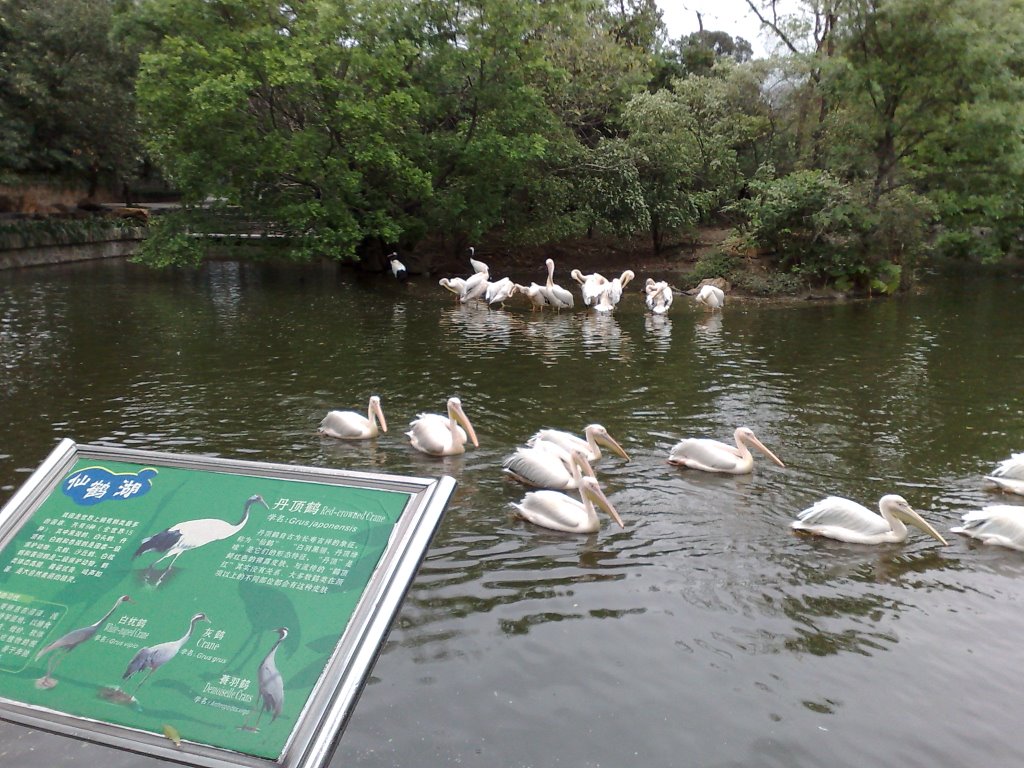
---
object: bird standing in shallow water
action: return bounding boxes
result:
[388,253,407,280]
[134,494,269,585]
[34,595,132,689]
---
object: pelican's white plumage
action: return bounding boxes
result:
[439,277,468,301]
[951,505,1024,550]
[668,426,783,474]
[792,494,948,545]
[593,270,634,313]
[461,268,490,304]
[571,269,608,307]
[527,424,630,463]
[503,443,597,489]
[696,283,725,310]
[407,397,479,456]
[645,278,673,314]
[985,452,1024,495]
[486,276,517,306]
[388,254,408,280]
[513,458,624,534]
[515,282,549,311]
[541,258,574,311]
[319,395,388,440]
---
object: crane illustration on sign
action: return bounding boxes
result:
[34,595,133,689]
[133,494,268,585]
[102,612,209,704]
[240,627,289,733]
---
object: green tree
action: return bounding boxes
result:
[0,0,140,191]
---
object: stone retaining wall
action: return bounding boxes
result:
[0,228,146,270]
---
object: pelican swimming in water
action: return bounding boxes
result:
[951,505,1024,551]
[319,395,387,439]
[503,442,598,489]
[439,277,468,302]
[791,494,948,545]
[515,282,549,311]
[645,279,673,315]
[985,452,1024,495]
[668,426,784,474]
[696,283,725,310]
[512,454,624,534]
[571,269,608,307]
[528,424,630,463]
[540,258,574,311]
[407,397,479,456]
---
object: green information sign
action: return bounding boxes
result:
[0,440,455,768]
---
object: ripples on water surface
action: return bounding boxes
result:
[1,259,1023,767]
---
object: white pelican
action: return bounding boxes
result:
[319,395,387,439]
[486,276,517,307]
[668,426,784,474]
[645,278,673,314]
[791,494,948,545]
[540,258,574,311]
[461,267,490,304]
[696,283,725,310]
[951,505,1024,551]
[985,452,1024,495]
[439,277,468,302]
[388,253,407,280]
[592,269,634,313]
[468,246,488,274]
[528,424,630,463]
[571,268,608,307]
[407,397,479,456]
[503,443,598,489]
[512,458,624,534]
[515,282,548,311]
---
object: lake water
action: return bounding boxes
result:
[0,257,1022,767]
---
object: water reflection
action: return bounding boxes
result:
[581,312,631,361]
[643,313,672,352]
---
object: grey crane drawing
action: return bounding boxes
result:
[34,594,133,689]
[241,627,289,732]
[133,494,268,585]
[118,612,208,699]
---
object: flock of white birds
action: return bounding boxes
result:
[325,251,1024,547]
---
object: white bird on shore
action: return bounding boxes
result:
[512,453,624,534]
[319,395,387,439]
[668,426,784,474]
[407,397,479,456]
[696,283,725,310]
[645,279,673,314]
[528,424,630,463]
[540,258,574,311]
[503,442,598,489]
[985,452,1024,495]
[952,505,1024,550]
[792,495,948,545]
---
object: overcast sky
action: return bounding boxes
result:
[657,0,782,57]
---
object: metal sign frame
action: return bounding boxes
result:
[0,439,455,768]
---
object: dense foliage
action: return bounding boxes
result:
[3,0,1024,288]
